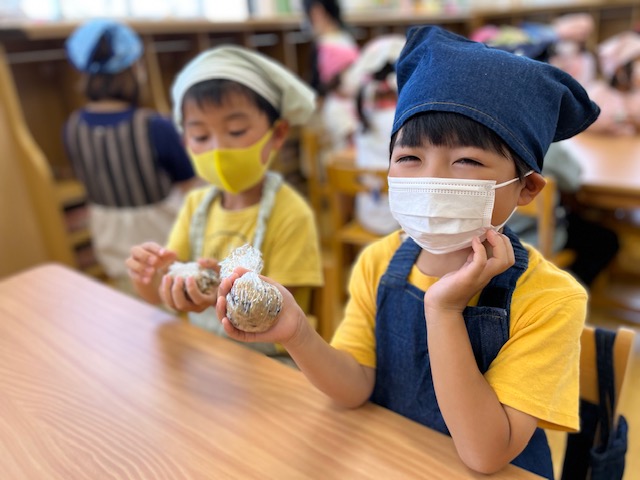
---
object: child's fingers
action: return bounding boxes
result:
[217,274,235,297]
[215,294,228,322]
[197,257,220,272]
[184,277,217,310]
[170,276,200,311]
[221,318,261,343]
[485,230,515,269]
[159,275,178,311]
[465,236,488,275]
[135,242,165,265]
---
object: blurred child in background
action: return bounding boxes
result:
[302,0,360,152]
[341,34,404,235]
[64,19,197,292]
[586,30,640,135]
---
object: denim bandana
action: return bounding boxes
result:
[66,19,142,75]
[392,26,600,173]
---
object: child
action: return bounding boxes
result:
[64,19,197,291]
[303,0,360,95]
[216,26,600,478]
[586,30,640,135]
[125,45,323,358]
[302,0,360,152]
[342,34,404,235]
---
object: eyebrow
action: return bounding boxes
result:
[184,111,250,128]
[224,112,250,121]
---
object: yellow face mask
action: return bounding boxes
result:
[189,128,276,194]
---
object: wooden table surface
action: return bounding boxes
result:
[562,132,640,210]
[0,264,541,479]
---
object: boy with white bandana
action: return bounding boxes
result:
[126,46,323,358]
[215,26,600,477]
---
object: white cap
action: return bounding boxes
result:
[171,45,316,131]
[341,35,406,97]
[598,31,640,81]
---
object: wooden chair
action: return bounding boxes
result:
[299,126,328,218]
[0,44,76,278]
[307,253,340,341]
[579,325,635,422]
[516,176,575,267]
[548,324,635,479]
[326,159,389,302]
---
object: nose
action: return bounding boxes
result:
[203,135,221,151]
[421,158,451,178]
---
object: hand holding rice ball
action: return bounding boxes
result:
[218,245,283,333]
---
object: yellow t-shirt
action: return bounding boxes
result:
[167,182,323,311]
[331,231,586,432]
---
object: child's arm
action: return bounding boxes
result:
[216,269,375,408]
[126,242,177,304]
[424,230,537,474]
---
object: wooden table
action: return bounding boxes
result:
[0,264,541,479]
[562,133,640,210]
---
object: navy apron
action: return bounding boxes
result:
[371,227,554,479]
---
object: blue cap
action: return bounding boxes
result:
[393,26,600,173]
[66,19,143,74]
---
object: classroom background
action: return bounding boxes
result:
[1,1,640,478]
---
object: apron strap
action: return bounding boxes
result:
[188,171,283,259]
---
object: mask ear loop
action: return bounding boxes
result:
[490,171,535,230]
[493,170,535,190]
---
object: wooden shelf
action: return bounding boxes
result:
[67,228,91,248]
[55,178,85,208]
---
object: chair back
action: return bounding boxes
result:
[516,176,557,259]
[560,324,635,479]
[580,325,635,421]
[300,127,327,216]
[325,159,389,239]
[325,158,389,302]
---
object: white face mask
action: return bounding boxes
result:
[388,172,532,254]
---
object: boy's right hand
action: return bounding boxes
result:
[158,257,220,314]
[126,242,177,285]
[215,267,309,348]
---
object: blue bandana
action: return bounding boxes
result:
[393,26,600,173]
[66,19,142,75]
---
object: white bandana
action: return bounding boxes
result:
[171,45,316,131]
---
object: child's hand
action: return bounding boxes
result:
[424,230,515,315]
[126,242,177,285]
[159,257,220,314]
[215,267,307,347]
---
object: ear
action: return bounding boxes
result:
[517,172,547,206]
[271,120,290,151]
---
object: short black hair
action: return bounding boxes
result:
[182,79,280,125]
[390,112,530,179]
[356,62,396,132]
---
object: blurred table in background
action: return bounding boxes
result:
[563,133,640,322]
[563,133,640,210]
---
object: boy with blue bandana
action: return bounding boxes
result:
[216,26,599,477]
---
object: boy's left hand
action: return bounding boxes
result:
[424,229,515,315]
